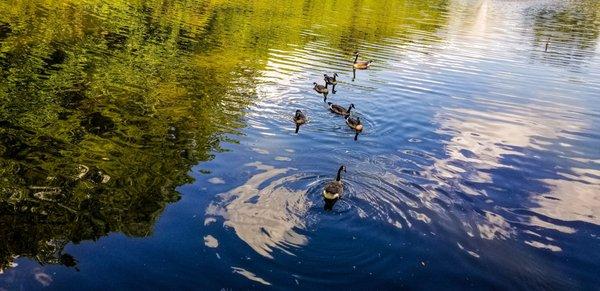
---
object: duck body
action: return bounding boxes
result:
[313,82,329,94]
[328,102,354,116]
[324,73,338,86]
[345,115,363,132]
[294,109,307,133]
[353,52,373,69]
[323,165,346,202]
[323,180,343,200]
[294,110,306,125]
[353,60,372,69]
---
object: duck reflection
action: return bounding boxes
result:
[323,198,339,211]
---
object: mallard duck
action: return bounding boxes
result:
[328,102,354,116]
[323,165,346,201]
[313,82,329,94]
[293,109,306,133]
[353,51,373,69]
[345,115,363,140]
[324,73,338,86]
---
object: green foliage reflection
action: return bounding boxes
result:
[0,0,449,270]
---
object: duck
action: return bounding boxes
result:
[345,115,364,140]
[313,82,329,94]
[324,73,338,86]
[293,109,307,133]
[328,102,354,116]
[323,165,346,203]
[353,51,373,69]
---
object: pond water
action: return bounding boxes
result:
[1,0,600,289]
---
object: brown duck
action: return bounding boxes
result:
[327,102,354,116]
[353,51,373,69]
[323,165,346,201]
[293,109,307,133]
[345,115,364,140]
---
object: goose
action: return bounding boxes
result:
[313,82,329,94]
[353,51,373,69]
[327,102,354,116]
[324,73,338,86]
[323,165,346,202]
[345,115,364,140]
[293,109,307,133]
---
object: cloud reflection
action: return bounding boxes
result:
[205,162,308,259]
[432,103,599,243]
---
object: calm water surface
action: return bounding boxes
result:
[1,0,600,289]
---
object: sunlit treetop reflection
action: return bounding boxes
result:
[0,0,450,271]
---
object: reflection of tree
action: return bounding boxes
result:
[0,0,246,272]
[529,0,600,69]
[0,0,449,271]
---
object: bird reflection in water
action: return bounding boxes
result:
[323,198,339,211]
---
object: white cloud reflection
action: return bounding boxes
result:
[205,162,309,259]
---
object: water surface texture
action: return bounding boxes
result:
[1,0,600,289]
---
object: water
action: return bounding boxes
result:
[1,0,599,289]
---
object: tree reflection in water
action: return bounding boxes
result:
[0,0,449,272]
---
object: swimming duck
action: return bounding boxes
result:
[345,115,363,140]
[353,51,373,69]
[313,82,329,94]
[293,109,307,133]
[324,73,338,86]
[323,165,346,201]
[328,102,354,116]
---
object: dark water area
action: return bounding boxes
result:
[1,0,600,289]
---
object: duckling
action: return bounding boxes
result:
[313,82,329,94]
[327,102,354,116]
[323,165,346,205]
[324,73,338,86]
[345,115,364,140]
[352,51,373,69]
[293,109,307,133]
